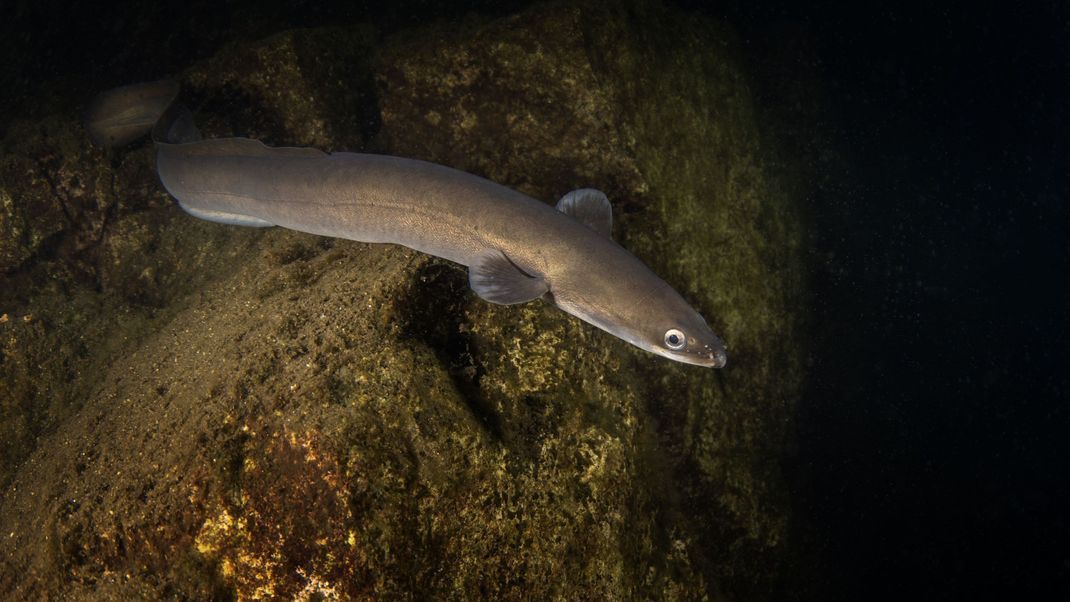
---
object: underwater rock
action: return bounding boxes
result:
[0,117,115,274]
[0,1,808,599]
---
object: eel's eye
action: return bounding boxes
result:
[664,328,686,350]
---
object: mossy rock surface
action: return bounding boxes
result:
[0,1,807,599]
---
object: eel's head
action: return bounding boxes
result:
[646,303,728,368]
[555,278,728,368]
[629,279,727,368]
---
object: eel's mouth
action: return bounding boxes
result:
[656,342,727,368]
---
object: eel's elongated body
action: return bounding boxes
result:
[88,80,727,367]
[159,140,587,269]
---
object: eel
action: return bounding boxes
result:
[85,80,727,367]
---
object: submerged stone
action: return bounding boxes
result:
[0,1,809,599]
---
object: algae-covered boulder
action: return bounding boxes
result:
[0,1,807,599]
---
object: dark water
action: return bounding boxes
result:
[707,1,1070,598]
[3,0,1067,599]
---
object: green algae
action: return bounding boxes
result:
[183,26,380,149]
[582,0,808,566]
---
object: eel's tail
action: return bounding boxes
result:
[85,79,201,148]
[85,80,275,227]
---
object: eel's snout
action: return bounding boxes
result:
[708,345,728,369]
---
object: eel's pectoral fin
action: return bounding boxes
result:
[555,188,612,237]
[468,250,549,305]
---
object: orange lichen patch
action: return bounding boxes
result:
[196,507,241,557]
[195,428,358,600]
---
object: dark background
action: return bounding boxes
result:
[705,1,1069,599]
[2,0,1067,599]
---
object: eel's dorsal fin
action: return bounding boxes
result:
[555,188,612,237]
[469,250,548,305]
